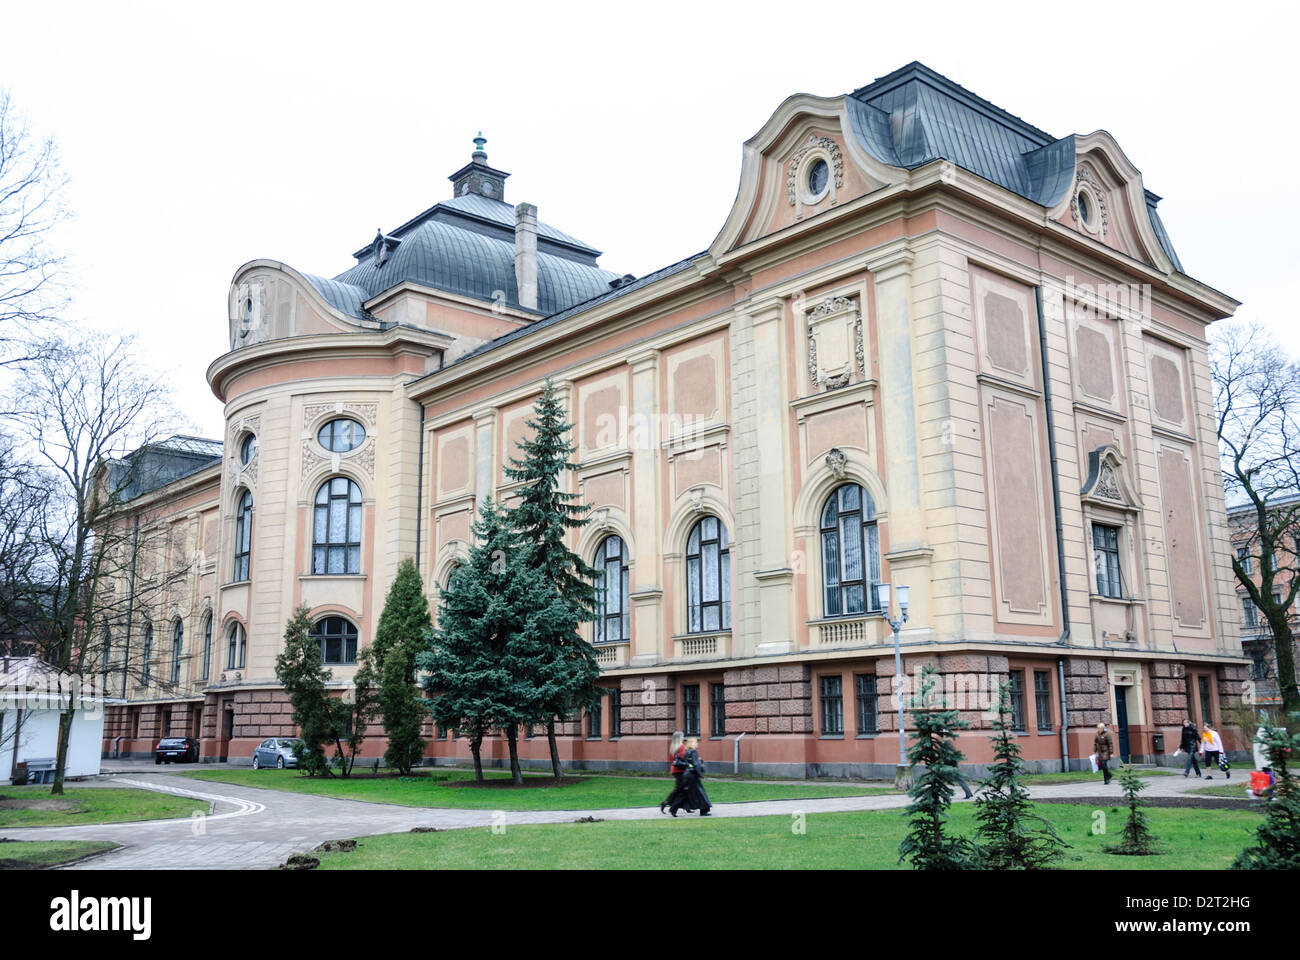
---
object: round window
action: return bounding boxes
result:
[239,433,257,466]
[806,158,830,200]
[1077,190,1093,227]
[318,418,365,453]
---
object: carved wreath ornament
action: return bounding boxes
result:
[1072,165,1109,237]
[787,135,844,206]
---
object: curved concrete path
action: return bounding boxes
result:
[0,767,1251,870]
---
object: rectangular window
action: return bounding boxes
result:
[710,683,726,737]
[1092,524,1124,598]
[610,692,621,739]
[1241,596,1257,629]
[821,675,844,736]
[1236,546,1252,574]
[1197,675,1212,727]
[683,684,700,738]
[587,699,602,740]
[1034,670,1052,732]
[856,674,878,735]
[1008,671,1026,732]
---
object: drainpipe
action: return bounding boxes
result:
[1036,286,1072,775]
[733,731,746,775]
[1058,658,1070,773]
[120,514,141,698]
[415,402,426,570]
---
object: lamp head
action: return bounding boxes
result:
[877,582,890,611]
[897,584,910,614]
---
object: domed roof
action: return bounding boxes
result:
[305,161,620,320]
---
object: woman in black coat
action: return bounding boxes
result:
[1179,718,1202,778]
[670,737,712,817]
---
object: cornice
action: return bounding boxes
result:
[207,326,451,402]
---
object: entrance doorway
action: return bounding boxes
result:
[1115,687,1132,763]
[219,699,234,762]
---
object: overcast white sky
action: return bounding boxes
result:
[3,0,1296,438]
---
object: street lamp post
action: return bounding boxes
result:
[878,582,910,789]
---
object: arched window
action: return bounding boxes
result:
[593,535,629,643]
[820,483,881,617]
[201,613,212,682]
[686,516,730,633]
[233,490,252,582]
[142,624,154,682]
[226,622,246,670]
[313,477,362,574]
[312,616,358,665]
[171,620,184,684]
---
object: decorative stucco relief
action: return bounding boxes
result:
[806,296,863,391]
[303,400,378,429]
[1072,165,1109,237]
[786,135,844,206]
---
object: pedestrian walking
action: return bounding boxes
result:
[1094,722,1114,785]
[670,736,711,817]
[1201,722,1229,779]
[1179,718,1201,778]
[660,731,687,814]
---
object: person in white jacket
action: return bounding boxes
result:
[1200,723,1228,779]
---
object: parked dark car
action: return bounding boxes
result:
[251,738,304,770]
[154,737,200,764]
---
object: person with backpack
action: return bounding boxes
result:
[1179,718,1202,778]
[661,731,688,814]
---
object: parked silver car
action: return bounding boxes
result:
[251,738,304,769]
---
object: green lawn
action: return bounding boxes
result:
[315,802,1261,870]
[0,786,209,828]
[0,840,118,869]
[1019,769,1177,787]
[1188,782,1263,799]
[181,768,889,810]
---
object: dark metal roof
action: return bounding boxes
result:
[312,193,617,319]
[436,253,703,372]
[847,62,1183,268]
[110,435,223,502]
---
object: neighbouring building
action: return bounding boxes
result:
[1227,493,1299,707]
[2,657,114,784]
[98,63,1250,775]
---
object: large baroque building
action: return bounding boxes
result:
[100,63,1249,774]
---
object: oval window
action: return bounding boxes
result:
[807,158,829,199]
[318,418,365,453]
[1077,190,1092,227]
[239,433,257,465]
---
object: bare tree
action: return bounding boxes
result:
[0,90,69,364]
[5,330,185,793]
[1211,319,1300,714]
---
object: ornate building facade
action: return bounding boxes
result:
[100,63,1249,774]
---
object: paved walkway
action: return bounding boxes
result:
[0,767,1248,870]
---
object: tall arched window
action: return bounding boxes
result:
[313,477,362,574]
[171,620,184,684]
[233,490,252,582]
[201,613,212,681]
[311,616,359,665]
[101,621,111,688]
[686,516,730,633]
[226,622,246,670]
[820,483,881,617]
[593,535,629,643]
[142,623,154,682]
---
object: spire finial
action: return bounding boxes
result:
[472,131,487,160]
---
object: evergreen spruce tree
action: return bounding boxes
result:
[1232,716,1300,870]
[974,681,1069,869]
[898,664,981,869]
[360,558,431,775]
[418,499,543,784]
[1104,764,1160,855]
[501,379,600,778]
[275,605,337,777]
